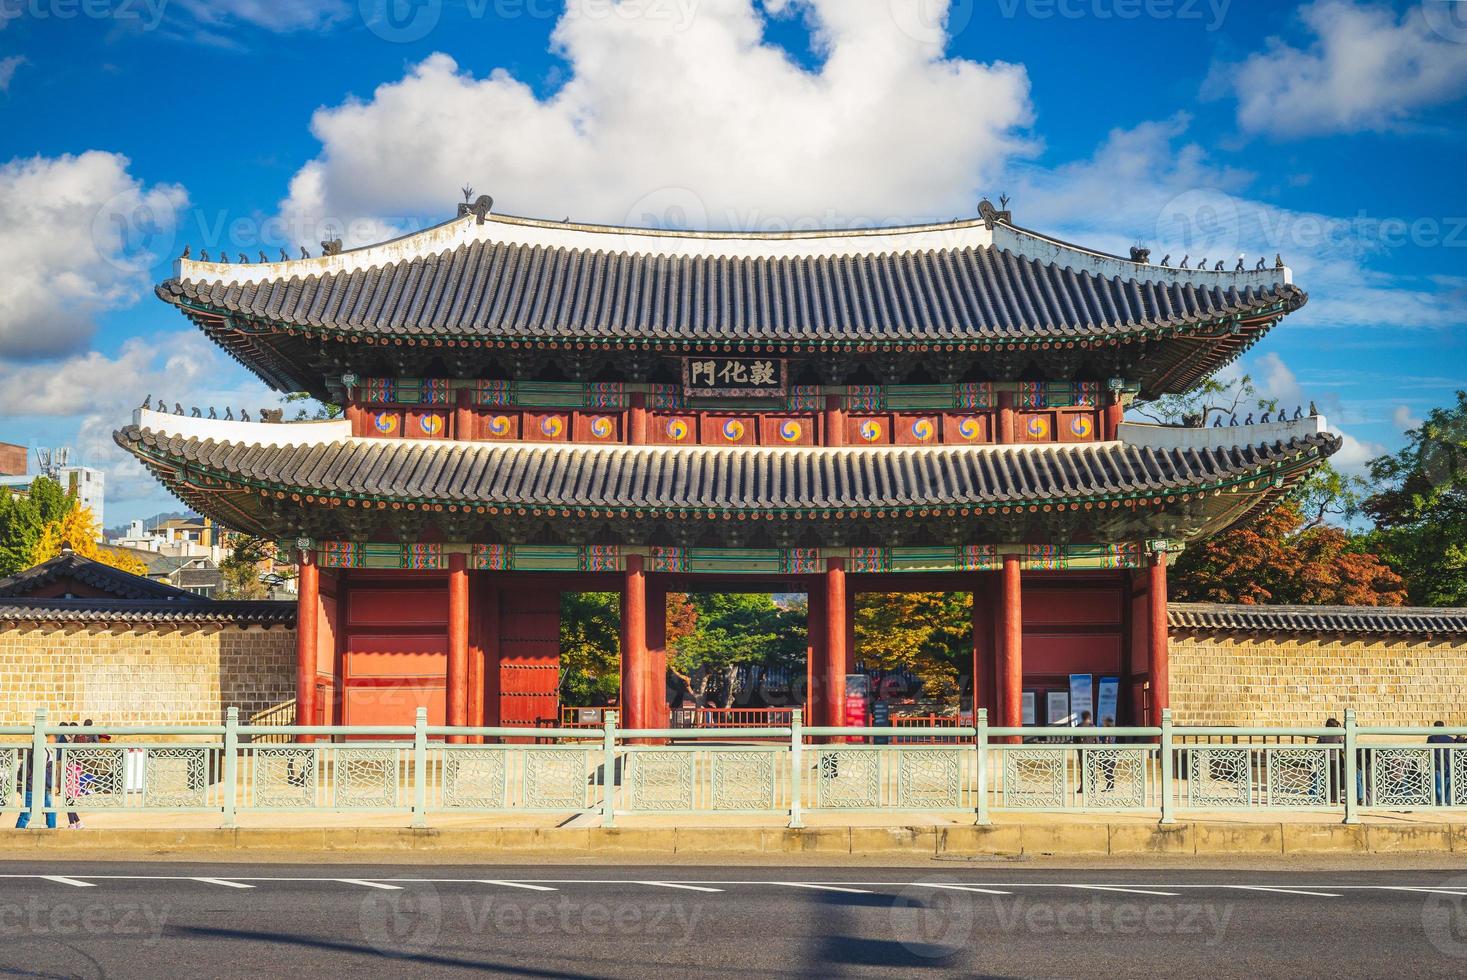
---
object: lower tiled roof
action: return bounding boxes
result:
[1169,603,1467,636]
[116,426,1340,513]
[0,598,295,627]
[0,552,200,600]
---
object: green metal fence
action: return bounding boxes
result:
[3,708,1464,828]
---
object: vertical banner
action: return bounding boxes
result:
[1046,691,1071,727]
[1097,676,1120,728]
[1068,673,1094,726]
[845,674,870,730]
[1021,691,1036,726]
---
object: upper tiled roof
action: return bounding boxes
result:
[116,423,1339,514]
[1169,603,1467,636]
[160,239,1303,346]
[0,597,294,627]
[0,552,201,601]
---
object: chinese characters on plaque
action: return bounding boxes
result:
[683,357,785,397]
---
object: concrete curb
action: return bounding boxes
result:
[2,822,1464,858]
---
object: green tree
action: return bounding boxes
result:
[1364,392,1467,606]
[0,477,79,576]
[669,593,805,708]
[854,591,972,707]
[218,536,275,600]
[1132,373,1278,428]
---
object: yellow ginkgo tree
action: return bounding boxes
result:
[31,502,148,577]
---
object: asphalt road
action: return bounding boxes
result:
[1,863,1466,978]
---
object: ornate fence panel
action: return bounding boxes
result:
[144,747,211,809]
[803,746,972,812]
[1080,748,1151,809]
[0,747,22,810]
[247,746,319,810]
[1367,747,1439,808]
[439,748,509,809]
[59,746,128,809]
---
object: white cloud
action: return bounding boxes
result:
[1392,404,1424,431]
[1209,0,1467,138]
[1245,352,1387,475]
[279,0,1034,241]
[0,333,277,506]
[0,55,23,92]
[1000,116,1464,335]
[0,151,187,359]
[173,0,350,33]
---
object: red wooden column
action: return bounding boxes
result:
[295,552,319,733]
[628,391,649,445]
[970,575,995,719]
[646,578,668,729]
[344,398,365,436]
[454,388,475,441]
[805,585,826,723]
[1148,552,1170,725]
[824,394,845,447]
[446,552,470,742]
[997,390,1016,444]
[997,554,1023,734]
[1103,386,1124,441]
[823,558,848,727]
[621,555,648,730]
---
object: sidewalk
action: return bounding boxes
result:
[4,809,1465,862]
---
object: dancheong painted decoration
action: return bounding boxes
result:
[117,198,1335,736]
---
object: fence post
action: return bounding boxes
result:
[1343,708,1359,824]
[601,711,618,828]
[1159,708,1176,825]
[975,708,990,826]
[222,707,238,829]
[411,707,428,829]
[789,708,804,829]
[28,708,46,828]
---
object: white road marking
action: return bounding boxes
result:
[1062,885,1181,897]
[773,882,874,895]
[921,883,1012,895]
[335,879,402,890]
[1382,887,1467,897]
[1226,885,1340,898]
[39,876,93,888]
[477,880,557,892]
[192,877,254,889]
[636,881,724,893]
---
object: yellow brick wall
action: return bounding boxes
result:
[1170,630,1467,728]
[0,625,296,726]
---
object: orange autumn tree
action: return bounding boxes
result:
[32,502,149,577]
[1171,489,1406,606]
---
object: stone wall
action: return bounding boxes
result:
[1169,630,1467,728]
[0,624,296,726]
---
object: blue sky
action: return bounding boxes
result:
[0,0,1463,524]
